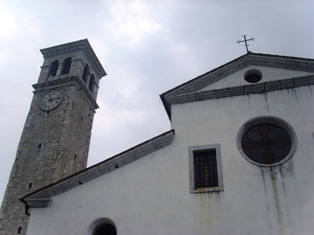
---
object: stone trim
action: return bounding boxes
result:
[20,130,175,207]
[40,39,106,78]
[188,144,224,193]
[166,75,314,105]
[24,198,52,208]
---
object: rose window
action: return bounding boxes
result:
[241,123,292,165]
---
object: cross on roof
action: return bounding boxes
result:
[237,35,255,53]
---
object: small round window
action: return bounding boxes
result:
[244,69,262,83]
[237,117,297,166]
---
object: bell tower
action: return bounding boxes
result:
[0,39,106,235]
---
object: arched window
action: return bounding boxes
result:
[89,74,96,92]
[82,64,90,83]
[237,116,297,167]
[89,218,116,235]
[93,223,116,235]
[47,60,59,78]
[61,57,72,75]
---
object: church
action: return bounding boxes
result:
[1,39,314,235]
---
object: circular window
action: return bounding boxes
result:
[237,117,297,166]
[244,69,262,83]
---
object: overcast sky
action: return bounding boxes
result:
[0,0,314,204]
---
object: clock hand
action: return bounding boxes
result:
[48,94,53,103]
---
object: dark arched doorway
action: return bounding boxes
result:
[93,223,116,235]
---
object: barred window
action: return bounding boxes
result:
[189,144,223,193]
[194,149,218,188]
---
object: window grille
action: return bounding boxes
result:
[194,149,218,188]
[189,144,223,193]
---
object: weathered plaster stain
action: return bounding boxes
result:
[261,169,273,233]
[263,93,270,114]
[197,191,223,232]
[261,161,294,235]
[278,166,292,230]
[197,192,210,231]
[309,85,313,95]
[270,167,284,235]
[291,88,299,102]
[246,94,251,106]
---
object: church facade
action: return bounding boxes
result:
[2,40,314,235]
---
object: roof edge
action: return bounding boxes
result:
[20,129,175,206]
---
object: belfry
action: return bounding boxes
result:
[0,39,106,235]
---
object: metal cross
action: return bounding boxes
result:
[237,35,255,53]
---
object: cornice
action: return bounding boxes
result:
[40,39,106,78]
[166,75,314,105]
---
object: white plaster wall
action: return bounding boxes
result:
[199,65,314,91]
[26,86,314,235]
[170,85,314,235]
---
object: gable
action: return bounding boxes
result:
[160,53,314,120]
[199,65,314,91]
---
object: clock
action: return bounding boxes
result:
[40,90,63,111]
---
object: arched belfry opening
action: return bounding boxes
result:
[89,73,96,92]
[47,60,59,78]
[82,64,90,83]
[61,57,72,75]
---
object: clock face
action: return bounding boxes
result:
[40,90,63,111]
